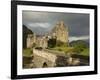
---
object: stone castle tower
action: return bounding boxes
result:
[52,21,69,43]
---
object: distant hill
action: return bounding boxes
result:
[69,40,89,56]
[23,25,33,48]
[69,40,89,48]
[23,25,33,34]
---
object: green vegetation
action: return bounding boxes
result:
[23,48,33,68]
[48,40,75,56]
[80,48,89,56]
[56,40,68,47]
[48,39,89,57]
[69,40,89,56]
[50,46,73,52]
[48,38,56,48]
[23,48,32,57]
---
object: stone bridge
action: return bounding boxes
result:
[32,48,85,68]
[33,49,68,68]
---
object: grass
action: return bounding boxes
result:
[48,46,75,54]
[80,48,89,56]
[48,46,89,57]
[23,48,32,57]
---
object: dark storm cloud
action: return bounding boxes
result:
[22,11,89,41]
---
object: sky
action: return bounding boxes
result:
[22,11,90,42]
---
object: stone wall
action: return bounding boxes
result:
[33,49,57,68]
[36,36,48,49]
[27,34,36,48]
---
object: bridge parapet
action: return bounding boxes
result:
[33,49,57,63]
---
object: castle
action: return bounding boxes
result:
[26,21,69,48]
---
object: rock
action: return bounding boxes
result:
[67,57,73,66]
[72,58,80,66]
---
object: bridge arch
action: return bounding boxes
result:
[42,62,48,68]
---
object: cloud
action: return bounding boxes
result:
[22,11,89,36]
[69,36,89,42]
[22,11,50,24]
[27,22,51,28]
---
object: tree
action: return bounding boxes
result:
[56,40,67,47]
[48,38,56,48]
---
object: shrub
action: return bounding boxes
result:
[48,38,56,48]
